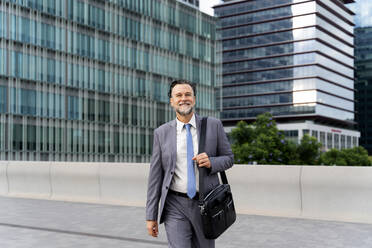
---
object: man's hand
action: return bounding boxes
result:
[193,152,211,168]
[146,220,159,237]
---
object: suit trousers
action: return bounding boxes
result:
[163,193,215,248]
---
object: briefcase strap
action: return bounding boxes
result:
[198,117,229,201]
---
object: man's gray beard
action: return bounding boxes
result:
[176,106,194,116]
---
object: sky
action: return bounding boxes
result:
[349,0,372,27]
[200,0,372,27]
[199,0,223,16]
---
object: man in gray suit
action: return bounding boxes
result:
[146,80,234,248]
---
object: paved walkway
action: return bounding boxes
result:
[0,196,372,248]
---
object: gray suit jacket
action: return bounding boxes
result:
[146,114,234,224]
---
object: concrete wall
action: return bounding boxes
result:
[1,162,372,224]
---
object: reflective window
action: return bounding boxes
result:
[223,65,353,85]
[0,86,6,113]
[321,0,354,23]
[220,6,293,27]
[312,130,318,139]
[222,17,294,39]
[26,125,36,151]
[283,130,299,144]
[215,0,308,17]
[223,93,293,108]
[313,66,354,89]
[223,80,294,97]
[67,96,81,120]
[334,134,339,149]
[317,92,354,111]
[222,28,315,50]
[12,124,23,151]
[314,54,353,78]
[327,133,332,149]
[223,53,317,73]
[346,136,351,148]
[317,5,353,33]
[316,104,354,121]
[340,135,346,149]
[222,104,315,119]
[0,11,7,38]
[320,132,325,149]
[317,29,353,56]
[0,49,6,76]
[316,17,353,45]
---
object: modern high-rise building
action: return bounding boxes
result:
[214,0,359,150]
[355,27,372,154]
[0,0,220,162]
[177,0,200,9]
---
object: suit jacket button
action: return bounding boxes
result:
[171,171,174,175]
[166,186,169,190]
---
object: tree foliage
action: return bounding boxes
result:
[231,113,298,165]
[319,147,371,166]
[296,134,321,165]
[230,113,370,166]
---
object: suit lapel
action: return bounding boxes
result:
[169,120,177,169]
[195,113,202,145]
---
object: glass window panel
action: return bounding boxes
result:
[327,133,332,149]
[316,17,353,45]
[221,104,315,119]
[0,86,7,113]
[13,124,23,151]
[316,104,354,121]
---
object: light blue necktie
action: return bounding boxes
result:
[185,124,196,199]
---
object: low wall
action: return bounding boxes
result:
[1,162,372,224]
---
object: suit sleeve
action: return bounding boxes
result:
[146,129,163,221]
[209,119,234,174]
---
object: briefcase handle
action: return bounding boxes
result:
[198,117,229,201]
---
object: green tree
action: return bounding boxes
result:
[230,113,296,165]
[230,113,369,166]
[296,134,321,165]
[319,147,371,166]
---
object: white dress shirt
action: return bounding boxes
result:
[170,114,199,193]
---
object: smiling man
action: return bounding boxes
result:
[146,79,234,248]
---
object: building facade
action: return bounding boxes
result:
[0,0,220,162]
[177,0,199,9]
[355,27,372,154]
[214,0,359,149]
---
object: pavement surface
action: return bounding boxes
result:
[0,196,372,248]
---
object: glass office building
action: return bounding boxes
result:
[355,27,372,154]
[215,0,360,149]
[177,0,199,9]
[0,0,220,162]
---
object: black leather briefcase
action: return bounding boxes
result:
[199,182,236,239]
[198,117,236,239]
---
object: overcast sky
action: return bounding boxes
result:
[349,0,372,27]
[199,0,222,16]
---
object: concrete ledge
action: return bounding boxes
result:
[0,163,8,195]
[99,163,149,206]
[301,166,372,223]
[228,165,302,217]
[1,161,372,224]
[7,161,51,199]
[51,162,100,202]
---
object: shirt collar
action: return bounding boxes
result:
[176,113,196,132]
